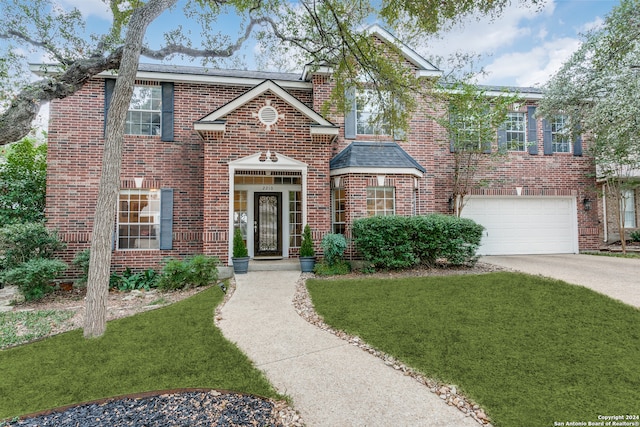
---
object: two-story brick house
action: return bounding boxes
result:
[43,26,601,272]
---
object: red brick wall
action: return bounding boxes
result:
[46,70,601,278]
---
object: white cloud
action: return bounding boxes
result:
[580,16,604,33]
[57,0,111,19]
[418,2,556,59]
[480,36,582,87]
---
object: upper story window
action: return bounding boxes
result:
[450,113,491,152]
[126,85,162,136]
[356,89,390,135]
[504,112,526,152]
[118,189,161,250]
[551,115,570,153]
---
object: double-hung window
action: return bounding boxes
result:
[451,113,489,152]
[356,89,390,135]
[504,112,526,151]
[126,85,162,136]
[118,189,161,250]
[550,115,570,153]
[366,187,395,216]
[621,190,637,228]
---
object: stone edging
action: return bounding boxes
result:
[293,273,493,427]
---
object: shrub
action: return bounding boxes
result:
[352,214,484,271]
[412,214,483,266]
[110,268,159,292]
[72,249,90,286]
[630,230,640,242]
[300,224,315,257]
[321,233,347,266]
[157,254,219,290]
[0,136,47,225]
[232,228,248,258]
[0,223,66,271]
[351,216,417,270]
[314,260,351,276]
[1,258,67,301]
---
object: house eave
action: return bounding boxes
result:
[310,125,339,136]
[330,167,424,178]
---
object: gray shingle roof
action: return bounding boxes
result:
[330,141,426,173]
[137,63,303,82]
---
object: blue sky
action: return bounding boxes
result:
[48,0,619,87]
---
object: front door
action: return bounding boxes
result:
[254,193,282,257]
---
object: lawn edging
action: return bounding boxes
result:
[294,273,491,426]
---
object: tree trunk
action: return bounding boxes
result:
[84,0,176,338]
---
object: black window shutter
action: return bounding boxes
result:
[161,82,174,142]
[573,123,583,156]
[527,106,538,155]
[104,79,116,136]
[344,88,356,139]
[160,188,174,250]
[542,118,553,155]
[482,140,492,154]
[497,126,507,152]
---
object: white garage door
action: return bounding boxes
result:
[462,197,578,255]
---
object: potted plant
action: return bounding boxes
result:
[299,224,316,273]
[231,228,250,274]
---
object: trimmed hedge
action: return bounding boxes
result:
[352,214,484,270]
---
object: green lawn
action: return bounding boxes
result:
[307,272,640,427]
[0,287,280,420]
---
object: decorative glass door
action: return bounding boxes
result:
[254,193,282,256]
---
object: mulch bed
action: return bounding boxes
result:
[5,389,287,427]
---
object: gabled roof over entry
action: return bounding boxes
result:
[330,141,426,177]
[194,79,338,138]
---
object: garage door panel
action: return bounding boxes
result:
[462,197,578,255]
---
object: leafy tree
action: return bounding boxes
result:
[436,81,521,216]
[0,0,541,337]
[538,0,640,252]
[0,135,47,224]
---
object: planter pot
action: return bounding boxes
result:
[232,257,250,274]
[299,256,316,273]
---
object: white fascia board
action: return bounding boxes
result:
[310,125,339,136]
[194,121,226,132]
[483,90,543,100]
[114,71,312,91]
[330,166,424,178]
[416,69,444,78]
[366,25,441,74]
[29,63,312,90]
[301,65,334,81]
[201,80,334,127]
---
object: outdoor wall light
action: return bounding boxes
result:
[448,195,454,211]
[583,198,592,211]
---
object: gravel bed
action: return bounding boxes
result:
[7,390,290,426]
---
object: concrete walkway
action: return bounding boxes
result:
[482,254,640,308]
[217,270,477,427]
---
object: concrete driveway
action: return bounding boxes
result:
[482,254,640,308]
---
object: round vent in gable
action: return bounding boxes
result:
[258,105,279,126]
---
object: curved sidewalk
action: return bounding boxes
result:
[217,270,477,427]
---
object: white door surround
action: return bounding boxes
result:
[228,152,308,263]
